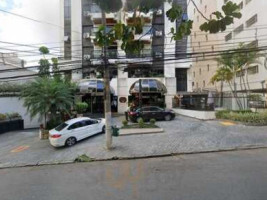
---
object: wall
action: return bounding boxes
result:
[173,108,216,120]
[0,97,41,129]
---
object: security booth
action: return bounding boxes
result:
[77,79,117,113]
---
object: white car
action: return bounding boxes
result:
[49,117,105,147]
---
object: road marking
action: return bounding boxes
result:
[11,146,30,153]
[220,121,236,126]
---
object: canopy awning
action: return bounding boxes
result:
[78,79,115,95]
[129,79,167,95]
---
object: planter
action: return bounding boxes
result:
[39,129,49,140]
[0,119,24,134]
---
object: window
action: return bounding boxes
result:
[205,34,208,41]
[224,0,229,3]
[193,71,195,77]
[247,40,258,48]
[150,107,162,112]
[55,123,68,131]
[192,82,195,87]
[207,64,210,71]
[234,24,244,35]
[246,14,257,27]
[194,32,197,38]
[225,33,232,41]
[246,0,252,5]
[196,82,199,88]
[199,68,202,75]
[238,2,243,10]
[203,80,206,87]
[247,65,259,75]
[68,122,82,130]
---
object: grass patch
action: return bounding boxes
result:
[216,110,267,126]
[74,154,93,163]
[121,124,159,129]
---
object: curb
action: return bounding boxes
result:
[1,145,267,170]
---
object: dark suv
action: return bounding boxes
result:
[128,106,176,122]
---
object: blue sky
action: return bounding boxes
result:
[0,0,22,11]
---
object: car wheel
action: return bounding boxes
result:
[65,137,77,147]
[165,114,172,121]
[102,125,106,133]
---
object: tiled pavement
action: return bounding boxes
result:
[0,115,267,168]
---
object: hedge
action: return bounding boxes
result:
[216,110,267,126]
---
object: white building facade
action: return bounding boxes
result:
[60,0,192,114]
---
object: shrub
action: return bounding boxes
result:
[6,112,21,120]
[46,117,62,130]
[150,118,156,125]
[75,102,88,114]
[0,113,7,121]
[216,110,267,125]
[122,120,128,127]
[138,118,145,128]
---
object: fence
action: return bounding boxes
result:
[172,95,267,111]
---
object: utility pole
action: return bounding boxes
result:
[102,11,112,150]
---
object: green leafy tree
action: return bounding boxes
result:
[21,78,76,129]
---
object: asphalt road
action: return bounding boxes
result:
[1,149,267,200]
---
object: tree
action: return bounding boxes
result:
[211,67,234,107]
[21,78,76,129]
[214,43,261,109]
[92,0,242,149]
[38,46,61,79]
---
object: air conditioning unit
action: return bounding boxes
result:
[156,9,163,16]
[83,33,91,39]
[84,54,91,60]
[84,11,91,17]
[155,30,163,37]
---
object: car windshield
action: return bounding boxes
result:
[55,123,68,131]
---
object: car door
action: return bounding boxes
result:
[150,107,163,120]
[67,122,85,141]
[141,107,151,121]
[89,119,101,135]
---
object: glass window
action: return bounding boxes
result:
[150,107,162,112]
[149,80,158,92]
[68,122,82,130]
[55,123,68,131]
[142,107,151,112]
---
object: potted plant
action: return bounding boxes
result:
[75,102,88,117]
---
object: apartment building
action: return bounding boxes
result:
[218,0,267,94]
[189,0,267,95]
[188,0,220,92]
[60,0,191,114]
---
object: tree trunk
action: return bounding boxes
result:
[220,81,223,107]
[102,11,112,150]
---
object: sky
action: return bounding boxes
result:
[0,0,63,66]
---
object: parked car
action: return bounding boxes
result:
[128,106,175,122]
[49,117,105,147]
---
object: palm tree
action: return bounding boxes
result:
[21,78,76,129]
[211,67,234,107]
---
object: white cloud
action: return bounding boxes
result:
[0,0,7,8]
[0,0,63,65]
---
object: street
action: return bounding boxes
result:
[1,149,267,200]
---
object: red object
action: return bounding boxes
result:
[50,134,61,138]
[129,112,137,116]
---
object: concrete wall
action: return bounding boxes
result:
[173,108,216,120]
[0,97,41,129]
